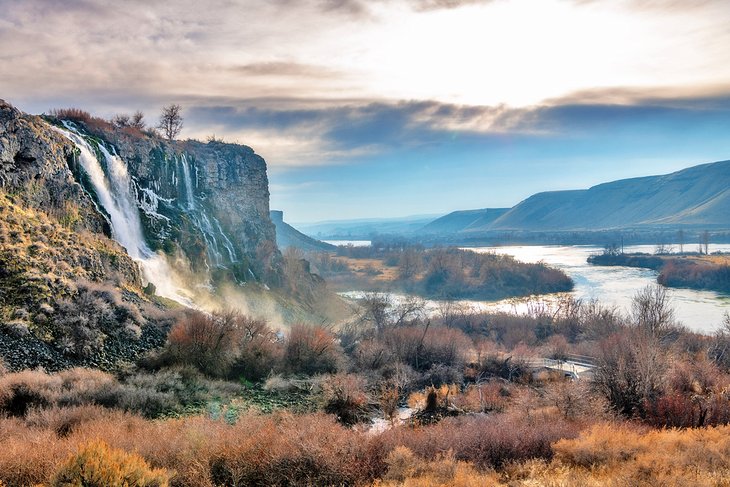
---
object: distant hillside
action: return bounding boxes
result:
[296,214,441,240]
[271,211,335,252]
[491,160,730,231]
[419,208,510,234]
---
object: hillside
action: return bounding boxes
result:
[0,100,346,371]
[412,160,730,242]
[419,208,509,234]
[271,210,335,252]
[491,160,730,231]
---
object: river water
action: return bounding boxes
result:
[339,243,730,334]
[470,244,730,334]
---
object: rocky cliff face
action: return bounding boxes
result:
[73,116,282,286]
[271,210,336,252]
[0,100,110,237]
[0,99,292,370]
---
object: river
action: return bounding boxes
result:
[336,242,730,334]
[469,244,730,334]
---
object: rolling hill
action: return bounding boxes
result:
[417,160,730,236]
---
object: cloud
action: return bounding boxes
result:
[179,87,730,168]
[407,0,495,11]
[230,62,342,79]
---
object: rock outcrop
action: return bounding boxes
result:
[0,100,109,235]
[271,210,336,252]
[71,116,282,285]
[0,99,292,371]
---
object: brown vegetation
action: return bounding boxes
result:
[309,244,573,300]
[590,251,730,293]
[52,440,170,487]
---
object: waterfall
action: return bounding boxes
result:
[54,123,191,305]
[178,155,238,267]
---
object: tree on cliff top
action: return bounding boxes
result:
[158,104,183,140]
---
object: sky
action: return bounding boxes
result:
[2,0,730,222]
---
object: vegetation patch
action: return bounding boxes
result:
[308,243,574,300]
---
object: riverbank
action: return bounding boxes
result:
[588,253,730,294]
[308,246,574,301]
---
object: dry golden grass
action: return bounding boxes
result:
[0,191,142,323]
[51,440,170,487]
[333,256,401,281]
[4,405,730,487]
[502,422,730,486]
[375,446,502,487]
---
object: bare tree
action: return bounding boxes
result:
[111,113,131,128]
[702,230,710,255]
[158,104,184,140]
[130,110,145,129]
[709,313,730,371]
[677,229,685,254]
[360,293,392,332]
[631,284,675,340]
[393,295,426,327]
[593,327,667,417]
[398,247,423,280]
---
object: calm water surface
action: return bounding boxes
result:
[470,244,730,334]
[341,244,730,334]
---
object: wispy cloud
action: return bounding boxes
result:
[230,62,342,79]
[180,89,730,168]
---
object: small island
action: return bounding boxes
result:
[306,244,574,300]
[588,250,730,294]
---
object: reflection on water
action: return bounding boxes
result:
[342,244,730,335]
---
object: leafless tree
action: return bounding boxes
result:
[631,284,675,340]
[393,295,426,327]
[436,300,473,328]
[709,313,730,371]
[593,327,667,417]
[677,229,685,254]
[130,110,145,129]
[158,104,184,140]
[702,230,710,255]
[111,113,131,128]
[398,247,423,280]
[360,293,392,332]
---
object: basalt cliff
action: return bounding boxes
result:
[0,100,337,371]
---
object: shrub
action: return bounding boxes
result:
[376,412,580,469]
[166,311,242,377]
[379,325,471,372]
[322,373,370,425]
[228,316,281,381]
[0,366,240,419]
[0,369,59,416]
[282,324,344,375]
[51,440,170,487]
[53,281,145,359]
[381,446,501,486]
[452,381,510,414]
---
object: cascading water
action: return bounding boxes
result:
[178,155,237,267]
[53,123,191,305]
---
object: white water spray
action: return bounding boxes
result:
[54,123,192,305]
